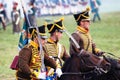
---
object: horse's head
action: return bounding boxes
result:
[79,51,111,74]
[103,56,120,70]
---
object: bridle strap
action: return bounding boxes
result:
[96,57,103,66]
[62,67,101,79]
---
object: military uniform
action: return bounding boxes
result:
[11,6,21,34]
[44,18,70,77]
[70,7,102,56]
[28,1,37,27]
[70,26,100,55]
[16,41,57,80]
[16,25,57,80]
[44,38,69,66]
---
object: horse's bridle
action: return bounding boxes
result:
[78,50,109,73]
[61,51,107,80]
[62,67,104,80]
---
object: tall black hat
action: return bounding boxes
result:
[73,7,90,24]
[29,25,47,39]
[47,17,65,33]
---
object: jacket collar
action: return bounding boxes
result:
[76,26,88,34]
[29,40,38,48]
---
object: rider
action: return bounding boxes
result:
[44,17,70,79]
[16,25,60,80]
[69,7,104,56]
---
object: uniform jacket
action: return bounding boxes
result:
[11,10,21,33]
[16,40,57,80]
[69,26,100,55]
[44,38,70,75]
[44,38,69,63]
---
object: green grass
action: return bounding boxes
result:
[0,12,120,80]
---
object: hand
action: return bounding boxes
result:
[97,51,105,56]
[32,69,44,79]
[32,69,40,79]
[55,68,62,77]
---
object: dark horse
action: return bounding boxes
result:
[58,52,111,80]
[90,56,120,80]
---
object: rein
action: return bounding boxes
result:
[78,51,108,74]
[62,67,102,80]
[105,52,120,59]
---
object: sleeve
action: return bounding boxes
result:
[62,45,70,61]
[18,48,32,75]
[14,12,20,25]
[69,33,84,55]
[44,53,57,69]
[92,42,101,54]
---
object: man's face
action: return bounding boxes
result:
[55,31,63,42]
[41,38,46,45]
[80,20,90,30]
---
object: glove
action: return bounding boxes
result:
[97,51,105,56]
[32,69,41,79]
[32,69,46,79]
[55,68,62,77]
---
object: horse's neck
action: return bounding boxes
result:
[89,53,101,63]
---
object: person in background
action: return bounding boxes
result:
[70,7,104,56]
[44,17,70,79]
[90,0,101,22]
[16,25,61,80]
[27,0,37,26]
[11,5,21,34]
[0,3,6,30]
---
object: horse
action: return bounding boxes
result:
[58,52,111,80]
[90,56,120,80]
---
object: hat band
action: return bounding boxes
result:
[76,14,90,21]
[54,23,64,30]
[31,29,46,37]
[76,15,82,21]
[81,14,90,20]
[39,33,47,36]
[48,24,54,32]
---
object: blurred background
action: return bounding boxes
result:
[0,0,120,80]
[1,0,120,20]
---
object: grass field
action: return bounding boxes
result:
[0,12,120,80]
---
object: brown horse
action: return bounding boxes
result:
[58,52,111,80]
[90,55,120,80]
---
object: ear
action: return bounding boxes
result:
[55,32,58,36]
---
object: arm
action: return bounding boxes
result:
[44,53,57,69]
[62,45,70,61]
[18,48,32,75]
[92,42,104,56]
[69,33,84,55]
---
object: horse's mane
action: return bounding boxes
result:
[62,54,81,72]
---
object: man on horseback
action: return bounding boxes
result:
[16,25,59,80]
[44,17,70,79]
[69,7,104,56]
